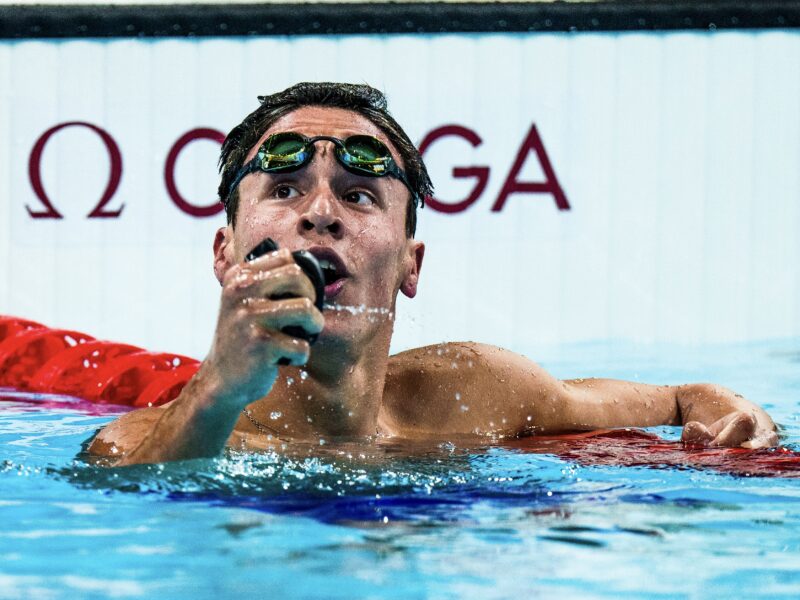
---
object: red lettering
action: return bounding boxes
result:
[492,124,570,212]
[28,121,123,219]
[164,128,226,217]
[27,122,570,220]
[418,125,490,214]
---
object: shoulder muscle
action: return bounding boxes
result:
[385,342,569,436]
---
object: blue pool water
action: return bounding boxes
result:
[1,340,799,599]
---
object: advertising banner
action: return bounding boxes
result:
[1,31,799,358]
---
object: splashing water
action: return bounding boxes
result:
[323,303,395,319]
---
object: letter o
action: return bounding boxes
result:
[164,128,226,217]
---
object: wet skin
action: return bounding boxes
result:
[88,107,778,465]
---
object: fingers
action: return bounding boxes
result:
[225,261,317,308]
[682,411,778,449]
[216,248,325,364]
[224,247,293,288]
[709,412,756,447]
[247,325,312,367]
[244,296,324,336]
[681,421,714,446]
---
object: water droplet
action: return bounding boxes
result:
[286,377,294,386]
[300,370,308,381]
[270,411,282,420]
[460,404,469,412]
[527,415,532,422]
[455,392,461,401]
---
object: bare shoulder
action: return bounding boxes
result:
[383,342,565,436]
[387,341,554,382]
[87,406,167,457]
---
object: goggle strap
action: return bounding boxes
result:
[226,160,259,199]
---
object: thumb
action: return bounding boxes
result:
[710,412,756,447]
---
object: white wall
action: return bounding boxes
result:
[1,31,798,359]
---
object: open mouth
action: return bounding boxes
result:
[306,247,350,300]
[317,258,343,287]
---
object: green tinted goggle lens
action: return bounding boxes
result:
[227,132,417,203]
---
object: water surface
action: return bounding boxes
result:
[1,340,799,599]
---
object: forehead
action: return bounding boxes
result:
[245,106,403,165]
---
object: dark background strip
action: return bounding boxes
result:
[1,2,799,39]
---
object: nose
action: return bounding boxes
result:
[298,188,344,239]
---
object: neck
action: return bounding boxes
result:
[245,322,394,439]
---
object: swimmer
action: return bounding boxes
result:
[88,82,778,465]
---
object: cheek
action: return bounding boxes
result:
[355,231,406,287]
[234,205,296,257]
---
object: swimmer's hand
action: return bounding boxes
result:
[682,412,779,449]
[207,246,324,402]
[676,384,779,449]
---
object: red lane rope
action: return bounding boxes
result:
[508,428,800,478]
[0,316,199,407]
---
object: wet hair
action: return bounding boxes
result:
[217,82,432,237]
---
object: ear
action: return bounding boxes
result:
[400,240,425,299]
[213,226,236,285]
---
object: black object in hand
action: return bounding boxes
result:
[245,238,325,349]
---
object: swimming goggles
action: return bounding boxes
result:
[226,132,418,204]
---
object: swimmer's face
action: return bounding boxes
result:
[213,106,424,346]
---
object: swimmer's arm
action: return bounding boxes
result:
[87,365,246,465]
[89,245,322,465]
[390,343,776,448]
[387,343,674,436]
[464,343,777,446]
[561,378,778,448]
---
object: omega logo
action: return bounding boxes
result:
[26,121,569,219]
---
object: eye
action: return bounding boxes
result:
[273,184,300,199]
[343,190,375,206]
